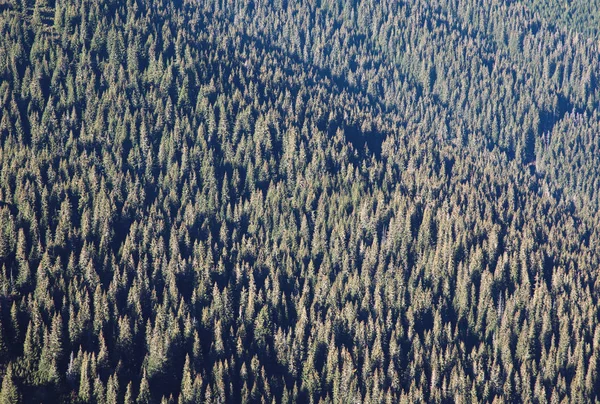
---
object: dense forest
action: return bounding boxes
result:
[1,0,600,402]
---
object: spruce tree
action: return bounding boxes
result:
[0,364,19,404]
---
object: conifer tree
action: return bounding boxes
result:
[0,364,19,404]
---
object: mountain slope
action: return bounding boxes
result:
[0,0,599,402]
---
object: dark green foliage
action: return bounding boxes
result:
[0,0,599,402]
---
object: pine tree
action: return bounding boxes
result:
[18,320,40,382]
[78,354,92,402]
[125,382,134,404]
[137,370,151,404]
[179,355,194,404]
[107,373,120,404]
[0,364,19,404]
[9,303,18,346]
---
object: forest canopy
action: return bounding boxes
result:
[0,0,599,402]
